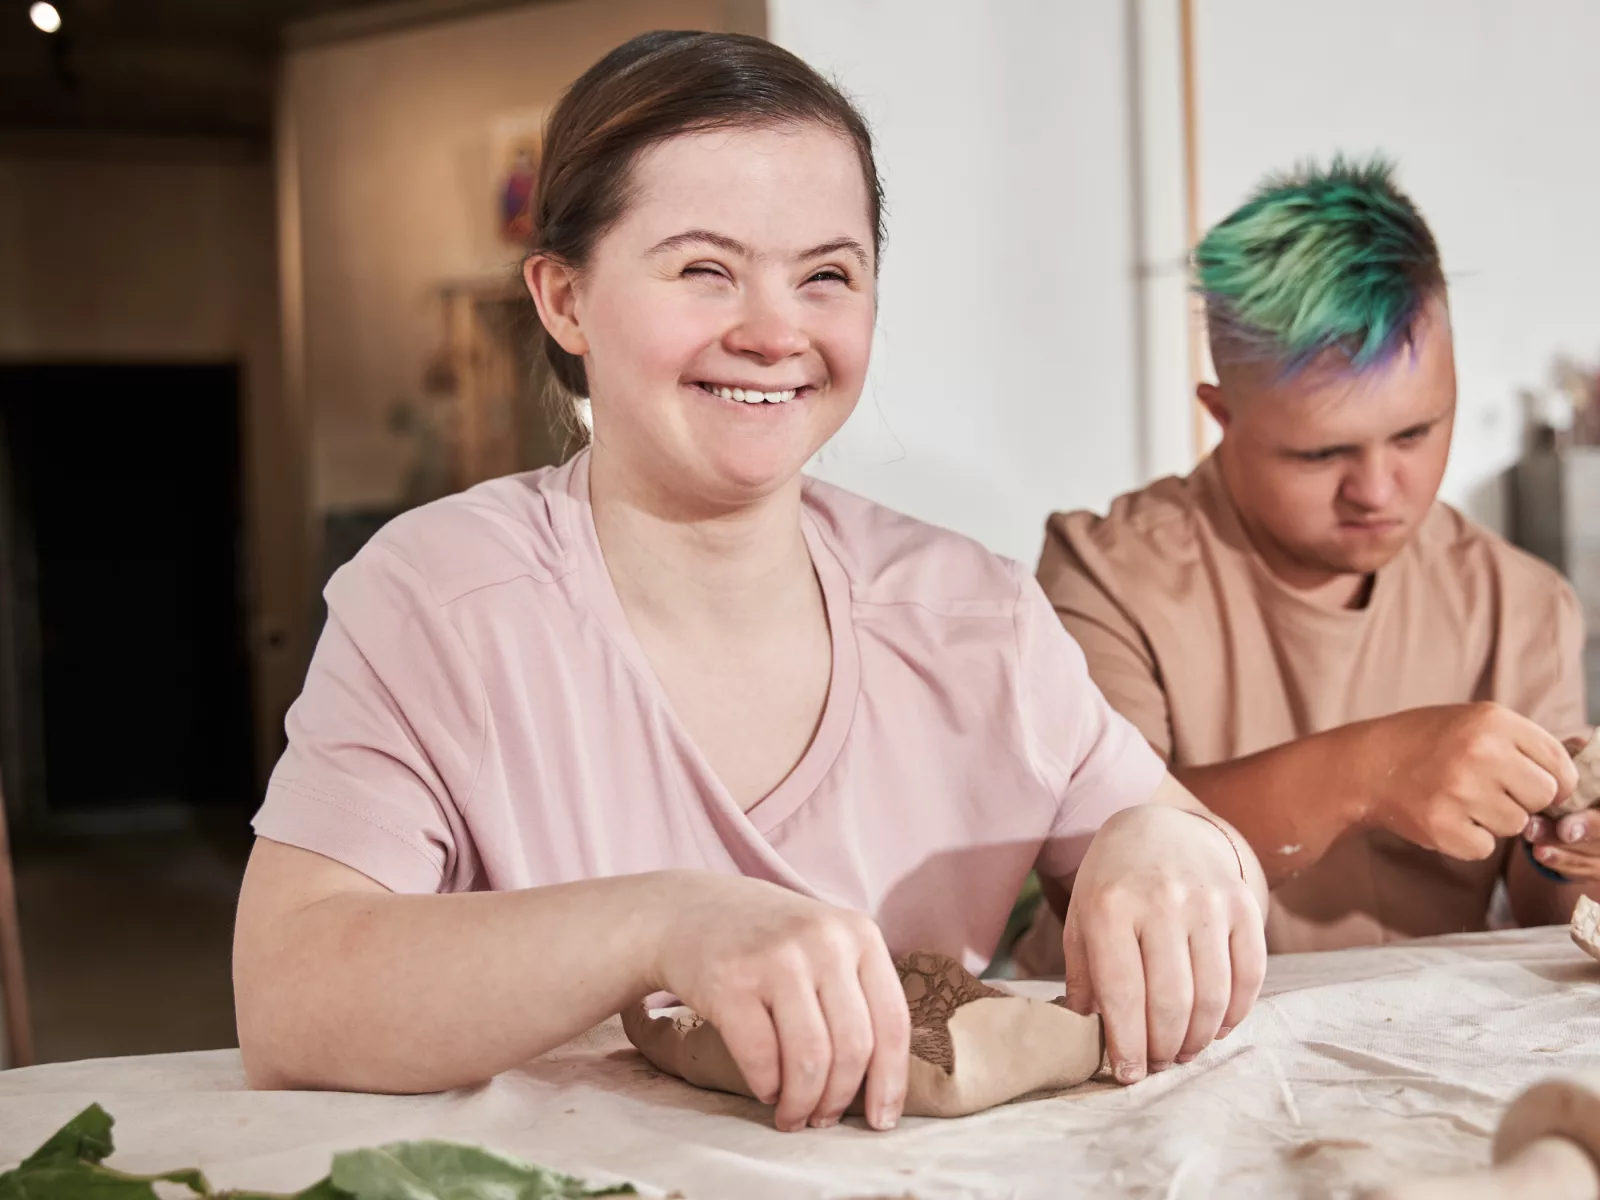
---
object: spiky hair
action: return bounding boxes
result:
[1194,155,1443,374]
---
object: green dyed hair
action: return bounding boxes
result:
[1194,154,1443,374]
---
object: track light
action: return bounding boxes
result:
[29,3,62,34]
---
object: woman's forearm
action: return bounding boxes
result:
[234,841,682,1093]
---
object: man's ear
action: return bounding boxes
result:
[1196,382,1233,431]
[522,256,588,359]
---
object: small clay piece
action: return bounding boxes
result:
[1573,895,1600,964]
[621,951,1105,1119]
[1369,1070,1600,1199]
[1546,731,1600,818]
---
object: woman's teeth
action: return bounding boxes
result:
[706,385,798,405]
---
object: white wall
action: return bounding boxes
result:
[282,0,754,512]
[770,0,1149,566]
[1193,0,1600,532]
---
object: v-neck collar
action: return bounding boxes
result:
[557,449,860,838]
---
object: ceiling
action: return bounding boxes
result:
[0,0,462,140]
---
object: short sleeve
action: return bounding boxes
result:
[1013,565,1167,881]
[1037,513,1174,758]
[1526,579,1588,741]
[252,542,486,894]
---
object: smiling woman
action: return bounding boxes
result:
[232,30,1267,1135]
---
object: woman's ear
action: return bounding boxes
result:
[523,256,589,359]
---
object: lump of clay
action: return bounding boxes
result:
[1573,894,1600,963]
[1547,731,1600,818]
[621,951,1105,1119]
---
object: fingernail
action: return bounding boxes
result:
[871,1106,899,1131]
[1216,1026,1233,1039]
[811,1115,838,1129]
[1176,1053,1196,1065]
[1114,1061,1145,1084]
[1562,823,1583,844]
[1540,846,1558,862]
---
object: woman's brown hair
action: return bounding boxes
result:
[528,30,884,400]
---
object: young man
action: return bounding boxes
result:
[1027,157,1595,959]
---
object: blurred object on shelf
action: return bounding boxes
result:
[1523,352,1600,451]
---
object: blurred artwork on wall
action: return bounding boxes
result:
[491,108,547,246]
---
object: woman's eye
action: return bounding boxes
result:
[808,268,849,285]
[683,265,728,280]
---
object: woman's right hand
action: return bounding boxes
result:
[647,871,910,1133]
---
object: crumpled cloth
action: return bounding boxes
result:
[3,926,1598,1199]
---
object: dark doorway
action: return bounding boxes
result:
[0,363,254,822]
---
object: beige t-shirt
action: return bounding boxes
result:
[1037,455,1586,953]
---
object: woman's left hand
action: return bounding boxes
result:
[1524,810,1600,882]
[1060,794,1267,1085]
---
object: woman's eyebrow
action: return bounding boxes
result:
[800,238,871,271]
[648,228,747,257]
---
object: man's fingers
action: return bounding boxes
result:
[1479,792,1539,838]
[1556,810,1600,846]
[712,994,782,1107]
[1530,844,1600,881]
[1437,821,1498,861]
[857,945,910,1132]
[1499,749,1563,816]
[769,984,832,1133]
[1082,912,1146,1084]
[1509,717,1580,803]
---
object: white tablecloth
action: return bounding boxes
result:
[4,926,1599,1199]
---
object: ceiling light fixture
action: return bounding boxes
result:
[29,2,61,33]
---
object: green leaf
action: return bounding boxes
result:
[3,1108,213,1200]
[0,1162,209,1200]
[19,1106,116,1169]
[3,1107,633,1200]
[329,1143,634,1200]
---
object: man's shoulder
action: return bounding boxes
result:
[1413,502,1577,609]
[1043,471,1214,599]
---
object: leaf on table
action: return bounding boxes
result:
[5,1107,635,1200]
[329,1142,635,1200]
[4,1104,213,1200]
[0,1163,211,1200]
[19,1104,116,1169]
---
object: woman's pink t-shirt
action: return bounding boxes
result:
[254,450,1164,973]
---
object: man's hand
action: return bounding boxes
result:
[1363,703,1578,860]
[1523,811,1600,882]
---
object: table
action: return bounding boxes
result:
[4,927,1599,1199]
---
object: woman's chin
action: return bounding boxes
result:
[687,438,817,504]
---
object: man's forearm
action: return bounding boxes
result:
[1173,723,1381,887]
